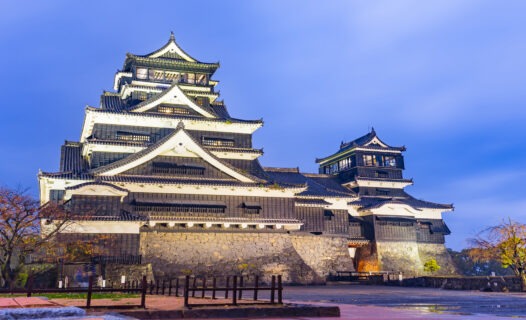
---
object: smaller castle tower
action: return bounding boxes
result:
[316,129,456,274]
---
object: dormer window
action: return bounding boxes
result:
[152,162,205,175]
[243,202,262,214]
[157,105,190,115]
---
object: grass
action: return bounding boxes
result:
[0,292,140,300]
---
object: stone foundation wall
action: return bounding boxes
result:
[373,241,456,275]
[375,241,423,274]
[104,264,155,284]
[290,235,355,277]
[417,243,458,275]
[139,231,353,284]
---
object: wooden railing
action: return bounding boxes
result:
[141,275,283,307]
[0,275,147,309]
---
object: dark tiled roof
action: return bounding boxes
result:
[86,107,262,126]
[85,138,151,148]
[205,146,263,154]
[72,210,146,221]
[418,219,451,235]
[263,167,300,173]
[91,125,266,183]
[295,198,331,206]
[124,54,219,73]
[39,171,94,180]
[316,128,405,164]
[264,170,353,198]
[355,177,413,184]
[100,93,127,111]
[65,181,129,193]
[146,215,301,224]
[211,102,230,119]
[100,174,300,189]
[349,194,453,211]
[59,142,86,173]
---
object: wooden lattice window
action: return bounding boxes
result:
[202,137,235,147]
[115,131,151,142]
[152,162,205,175]
[243,202,262,214]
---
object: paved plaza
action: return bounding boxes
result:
[280,285,526,318]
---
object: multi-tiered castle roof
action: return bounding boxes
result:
[39,34,453,272]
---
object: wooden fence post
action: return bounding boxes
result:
[184,276,190,308]
[277,275,283,304]
[225,276,230,299]
[232,276,238,306]
[168,279,172,296]
[86,276,94,308]
[140,275,147,309]
[253,275,259,301]
[212,277,217,299]
[270,275,276,304]
[191,277,197,297]
[238,276,243,300]
[26,275,34,298]
[202,277,206,298]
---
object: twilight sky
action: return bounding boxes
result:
[0,1,525,250]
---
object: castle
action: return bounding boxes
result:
[38,33,455,283]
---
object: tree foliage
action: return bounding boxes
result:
[469,218,526,290]
[423,259,441,273]
[0,187,70,288]
[448,248,512,276]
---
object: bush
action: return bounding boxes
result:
[424,259,441,273]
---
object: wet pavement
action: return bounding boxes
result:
[278,285,526,318]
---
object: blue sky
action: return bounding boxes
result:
[0,1,525,250]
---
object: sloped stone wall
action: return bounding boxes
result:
[373,241,456,275]
[417,243,458,275]
[290,235,354,277]
[139,231,352,284]
[375,241,423,274]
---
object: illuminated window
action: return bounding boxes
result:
[338,157,352,171]
[157,105,190,115]
[363,155,376,166]
[383,156,396,167]
[202,137,235,147]
[137,92,147,101]
[136,68,148,80]
[115,131,150,142]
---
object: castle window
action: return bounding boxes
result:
[363,155,376,166]
[136,68,148,80]
[115,131,151,142]
[196,74,208,85]
[157,105,190,115]
[338,157,352,171]
[324,210,334,221]
[133,200,226,214]
[137,92,148,101]
[375,170,388,178]
[202,137,235,147]
[376,188,390,196]
[383,156,396,167]
[49,189,64,202]
[243,202,262,214]
[152,162,205,175]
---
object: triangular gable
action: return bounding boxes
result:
[91,124,256,183]
[363,136,389,148]
[129,83,216,118]
[146,33,196,62]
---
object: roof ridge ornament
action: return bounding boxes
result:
[170,31,175,42]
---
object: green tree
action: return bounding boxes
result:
[0,187,70,288]
[469,218,526,291]
[423,259,441,273]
